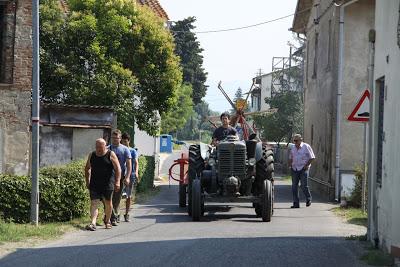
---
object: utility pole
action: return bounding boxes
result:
[30,0,40,225]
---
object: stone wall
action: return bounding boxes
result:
[0,0,32,175]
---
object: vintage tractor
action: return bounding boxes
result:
[187,135,274,222]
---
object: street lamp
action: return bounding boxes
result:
[30,0,40,225]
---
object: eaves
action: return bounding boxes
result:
[291,0,313,34]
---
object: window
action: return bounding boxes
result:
[312,32,319,79]
[0,4,5,81]
[397,2,400,48]
[306,40,310,83]
[0,1,16,84]
[327,19,332,70]
[311,124,314,146]
[376,77,385,186]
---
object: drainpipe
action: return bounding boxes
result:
[367,29,378,245]
[335,0,360,201]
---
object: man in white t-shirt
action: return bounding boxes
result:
[288,134,315,208]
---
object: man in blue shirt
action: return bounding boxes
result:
[108,129,132,225]
[121,133,139,222]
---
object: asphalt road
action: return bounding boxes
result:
[0,178,367,267]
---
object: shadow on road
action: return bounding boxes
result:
[0,236,367,267]
[134,180,331,224]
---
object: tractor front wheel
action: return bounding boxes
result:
[261,179,273,222]
[192,179,202,221]
[179,184,187,207]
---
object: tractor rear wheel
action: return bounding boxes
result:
[254,144,274,220]
[256,145,274,182]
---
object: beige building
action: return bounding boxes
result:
[39,104,116,167]
[368,0,400,258]
[292,0,375,200]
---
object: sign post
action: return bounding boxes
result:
[347,89,370,212]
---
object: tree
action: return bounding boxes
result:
[40,0,182,135]
[231,87,249,113]
[170,17,208,104]
[176,100,218,141]
[161,84,194,133]
[234,87,243,101]
[254,90,303,143]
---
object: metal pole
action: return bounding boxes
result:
[367,29,376,242]
[335,6,345,201]
[30,0,40,225]
[362,122,368,212]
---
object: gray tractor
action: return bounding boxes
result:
[187,135,274,222]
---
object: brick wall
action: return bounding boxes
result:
[0,0,32,175]
[0,1,16,83]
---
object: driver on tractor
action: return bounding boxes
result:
[211,112,238,146]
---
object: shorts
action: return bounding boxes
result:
[90,189,113,201]
[123,180,136,198]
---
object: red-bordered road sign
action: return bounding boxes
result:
[347,89,370,122]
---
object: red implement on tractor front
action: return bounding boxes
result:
[168,153,189,207]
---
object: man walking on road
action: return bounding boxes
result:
[121,132,139,222]
[108,129,132,226]
[84,138,121,230]
[288,134,315,208]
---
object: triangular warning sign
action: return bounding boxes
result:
[348,89,370,122]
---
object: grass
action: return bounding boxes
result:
[172,143,182,150]
[0,220,74,245]
[283,175,291,181]
[135,186,161,204]
[345,234,368,241]
[274,175,291,182]
[361,247,395,266]
[332,207,368,227]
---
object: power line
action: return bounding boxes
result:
[194,14,294,34]
[170,7,312,34]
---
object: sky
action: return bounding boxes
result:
[158,0,298,113]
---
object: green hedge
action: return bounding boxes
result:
[0,161,88,223]
[136,156,155,193]
[0,155,155,223]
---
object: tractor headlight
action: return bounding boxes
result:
[208,158,216,166]
[248,158,256,166]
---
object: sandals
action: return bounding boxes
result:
[105,222,112,229]
[86,223,96,231]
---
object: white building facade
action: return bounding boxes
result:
[368,0,400,258]
[250,73,272,113]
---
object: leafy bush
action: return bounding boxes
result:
[136,156,155,193]
[0,161,89,223]
[348,165,367,208]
